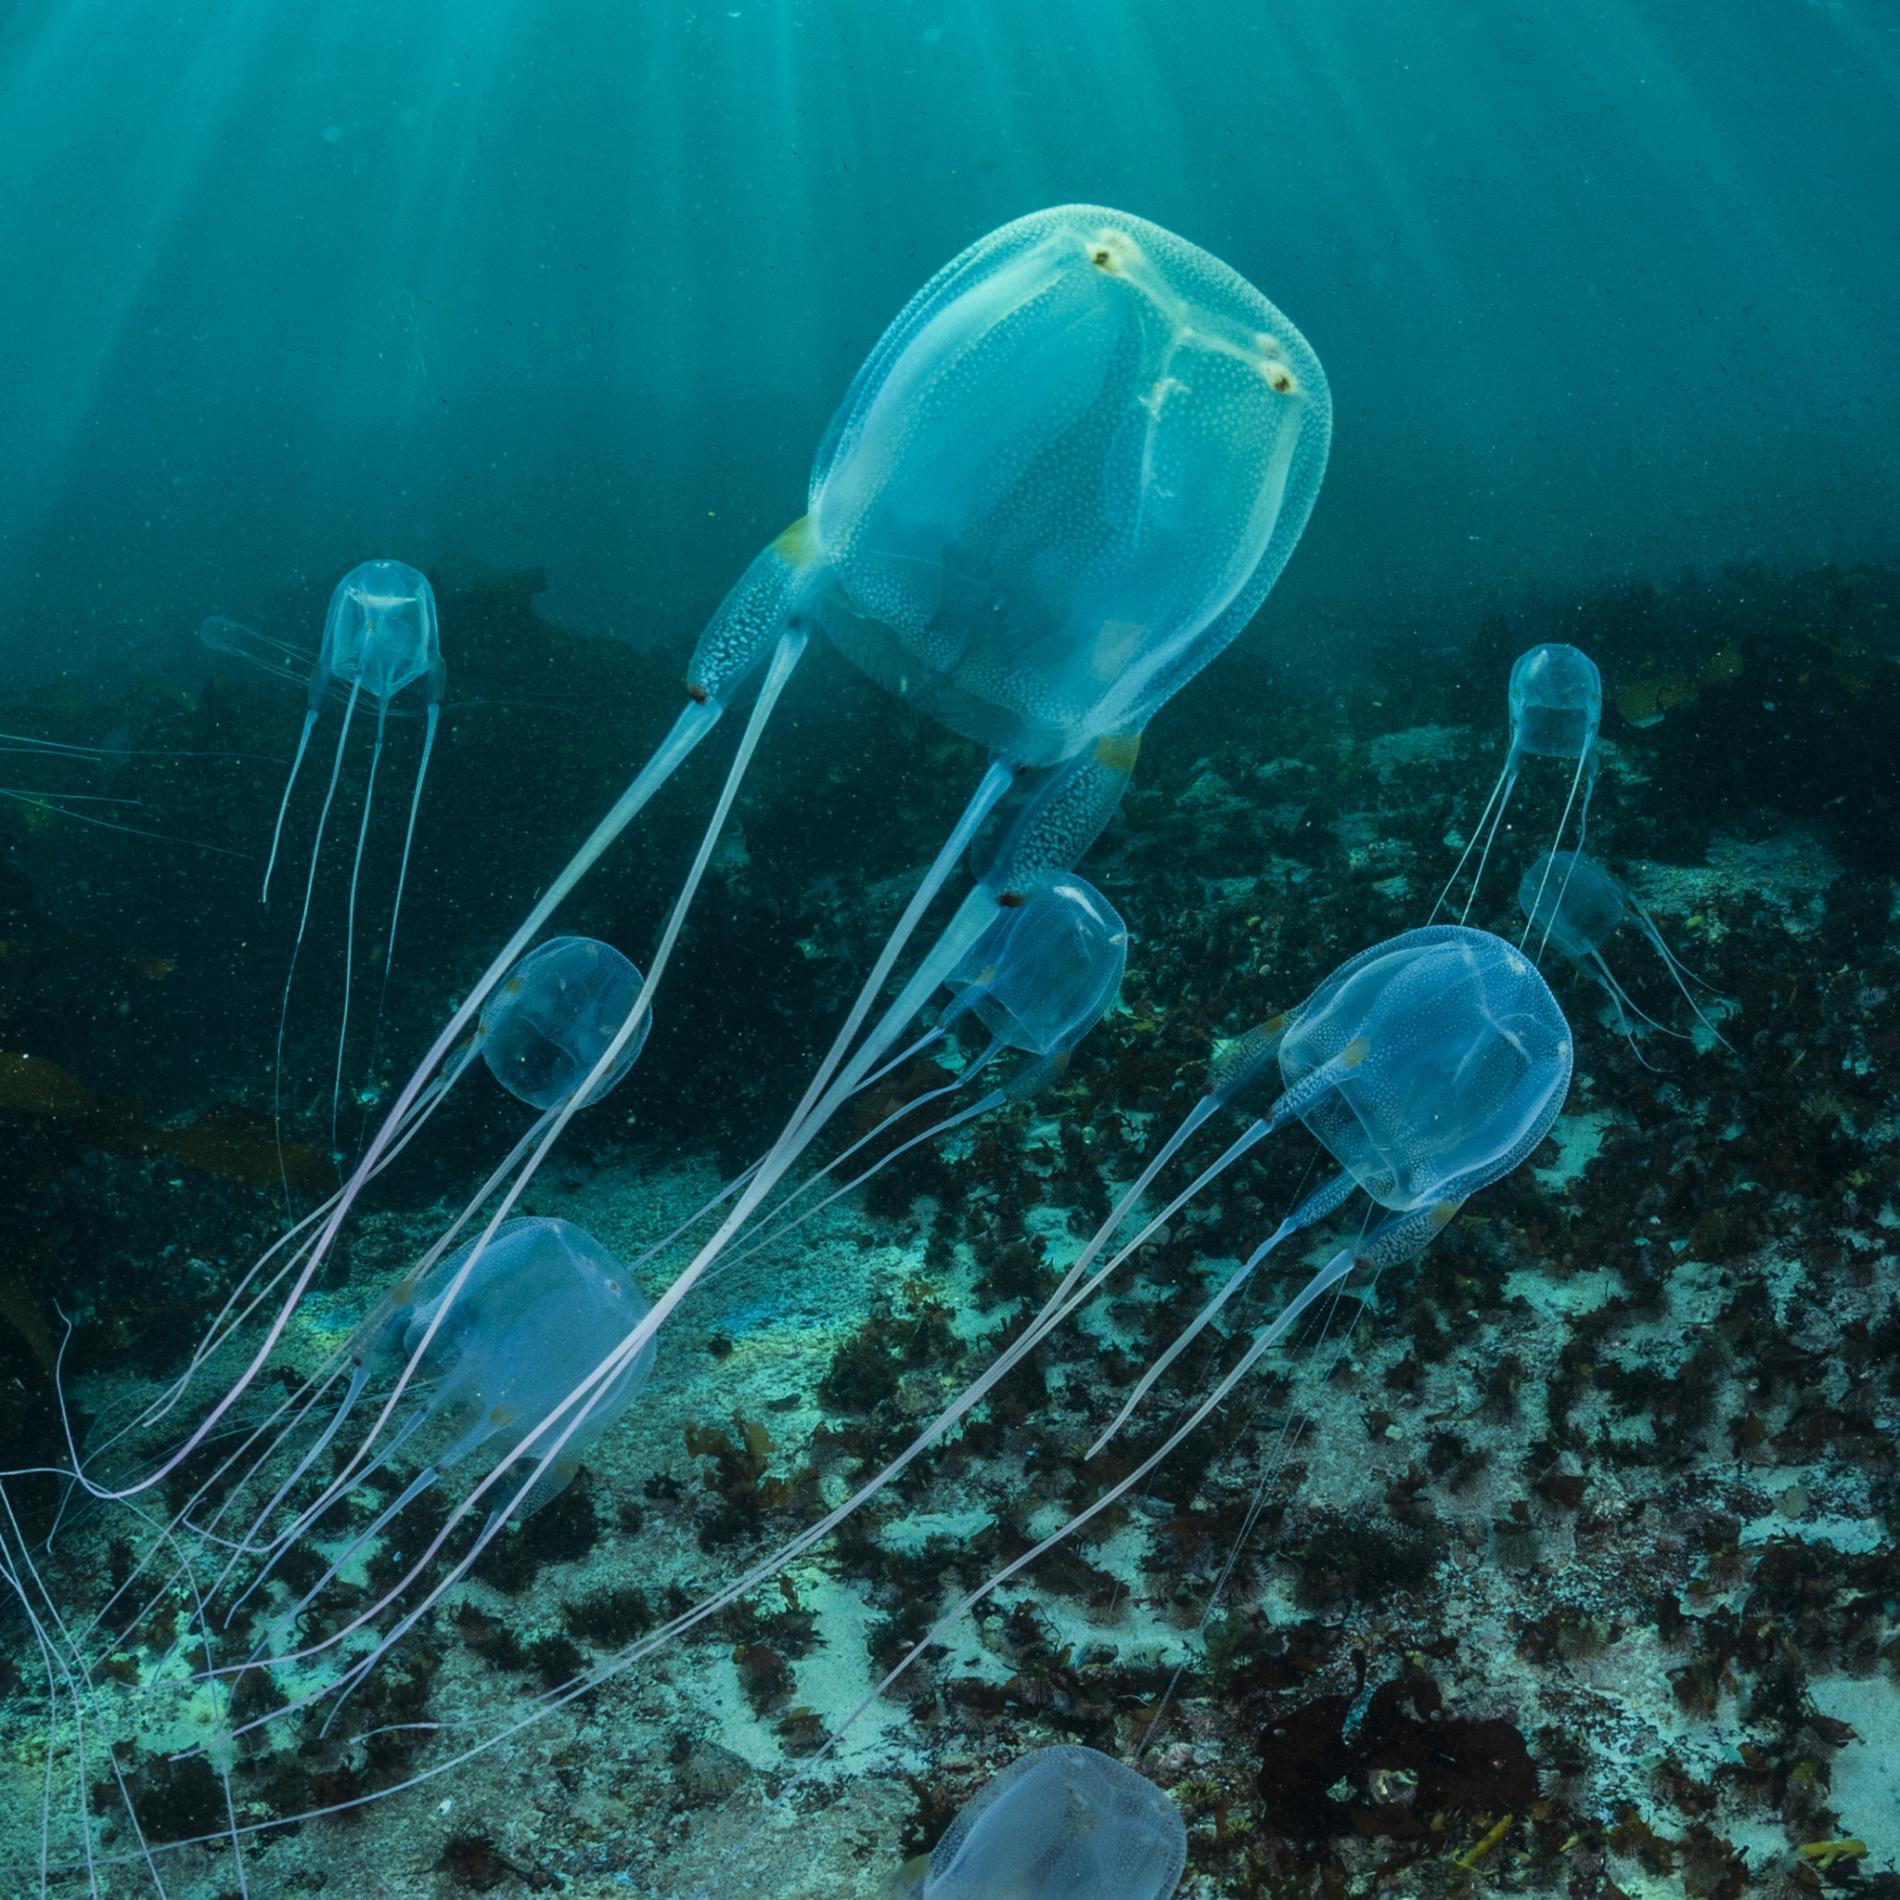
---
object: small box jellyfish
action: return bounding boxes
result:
[262,559,446,1156]
[1434,643,1602,927]
[281,209,1330,1552]
[705,873,1127,1278]
[1519,849,1734,1063]
[213,1217,657,1701]
[900,1746,1186,1900]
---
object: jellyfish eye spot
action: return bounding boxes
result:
[997,890,1027,909]
[685,681,711,705]
[488,1403,517,1427]
[1267,366,1296,394]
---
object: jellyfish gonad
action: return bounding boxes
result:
[1435,642,1602,928]
[1519,849,1734,1063]
[263,559,446,1154]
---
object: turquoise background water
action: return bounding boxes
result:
[3,0,1895,677]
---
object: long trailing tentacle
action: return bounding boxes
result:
[1431,750,1512,925]
[330,700,387,1147]
[1519,742,1592,952]
[1586,949,1670,1069]
[1631,903,1737,1050]
[1457,762,1518,927]
[710,1063,1007,1282]
[1086,1167,1358,1458]
[260,707,319,903]
[273,679,361,1203]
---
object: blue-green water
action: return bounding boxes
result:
[1,6,1897,1898]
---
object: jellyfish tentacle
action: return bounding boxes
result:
[1519,743,1591,953]
[716,1064,1007,1278]
[273,678,361,1201]
[1432,752,1513,926]
[1086,1167,1357,1457]
[830,1199,1466,1765]
[261,707,319,905]
[384,666,443,977]
[1457,762,1518,926]
[1585,949,1671,1068]
[1631,905,1737,1050]
[331,698,388,1147]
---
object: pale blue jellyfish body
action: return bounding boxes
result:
[264,559,447,1148]
[941,873,1129,1073]
[1085,923,1574,1453]
[226,1217,656,1646]
[1437,641,1602,926]
[795,210,1330,767]
[1519,849,1733,1060]
[916,1746,1186,1900]
[477,934,650,1111]
[710,874,1127,1275]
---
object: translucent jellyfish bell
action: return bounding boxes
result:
[218,1217,656,1660]
[1519,850,1734,1063]
[919,1746,1187,1900]
[1436,642,1602,926]
[942,874,1129,1062]
[1077,924,1573,1456]
[317,559,441,697]
[1509,642,1602,761]
[806,207,1332,767]
[1277,924,1573,1212]
[478,935,650,1110]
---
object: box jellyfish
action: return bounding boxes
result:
[1435,643,1601,927]
[1519,849,1734,1062]
[215,1218,656,1713]
[707,873,1127,1278]
[263,560,446,1155]
[908,1746,1186,1900]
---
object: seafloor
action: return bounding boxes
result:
[1,561,1896,1898]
